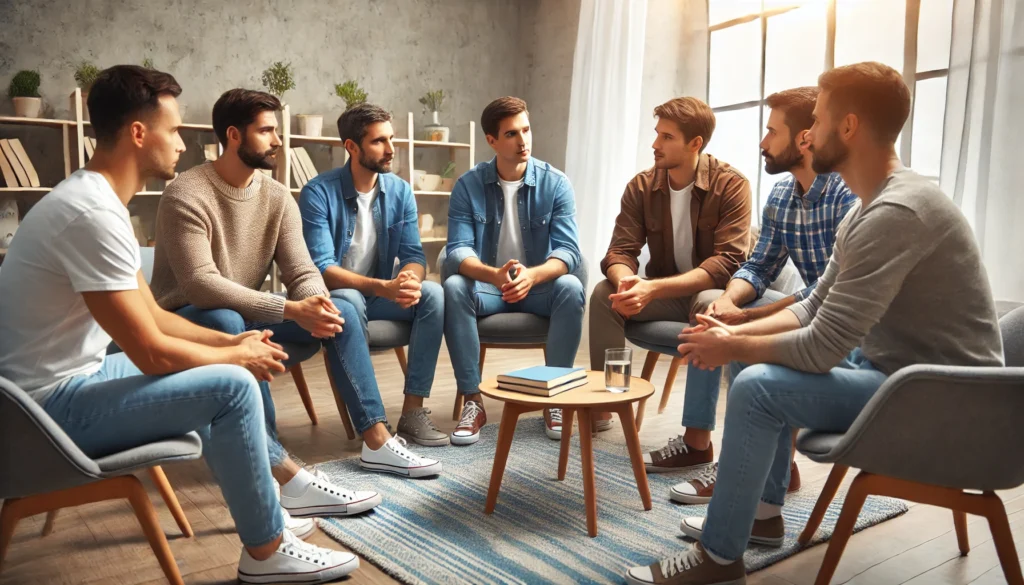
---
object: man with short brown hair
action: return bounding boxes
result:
[589,96,752,426]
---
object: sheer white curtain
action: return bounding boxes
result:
[563,0,648,292]
[941,0,1024,302]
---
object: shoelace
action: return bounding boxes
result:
[387,435,422,464]
[457,401,483,429]
[692,462,718,488]
[416,408,441,432]
[657,434,689,458]
[660,546,704,577]
[311,468,354,502]
[280,528,332,566]
[548,408,562,426]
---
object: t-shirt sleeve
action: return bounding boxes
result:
[56,209,140,293]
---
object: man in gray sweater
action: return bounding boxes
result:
[624,62,1004,585]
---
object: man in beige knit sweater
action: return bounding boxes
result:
[152,90,443,500]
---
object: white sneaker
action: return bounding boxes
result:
[282,506,316,540]
[360,436,443,477]
[280,469,382,518]
[545,408,563,440]
[237,528,358,584]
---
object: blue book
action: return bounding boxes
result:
[497,366,586,389]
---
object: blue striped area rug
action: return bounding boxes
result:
[317,417,907,585]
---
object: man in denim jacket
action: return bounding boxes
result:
[443,97,586,446]
[300,104,449,450]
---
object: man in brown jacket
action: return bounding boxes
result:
[589,97,751,437]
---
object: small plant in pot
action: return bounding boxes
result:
[262,61,316,136]
[419,89,449,142]
[334,80,367,111]
[74,61,101,121]
[9,70,42,118]
[440,160,457,192]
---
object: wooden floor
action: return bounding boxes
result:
[2,325,1022,585]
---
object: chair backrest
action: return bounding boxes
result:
[1000,305,1024,367]
[0,376,103,499]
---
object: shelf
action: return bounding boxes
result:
[413,190,451,196]
[405,140,471,149]
[290,134,343,146]
[0,187,51,193]
[0,116,75,128]
[81,121,214,131]
[420,237,446,243]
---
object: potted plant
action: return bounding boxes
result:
[74,61,101,121]
[419,89,449,142]
[440,160,457,192]
[9,70,42,118]
[261,61,312,137]
[334,80,367,111]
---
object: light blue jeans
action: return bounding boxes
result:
[43,353,283,548]
[176,292,388,437]
[681,290,788,430]
[700,348,887,561]
[330,280,444,397]
[443,274,586,395]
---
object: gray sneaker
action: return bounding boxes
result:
[397,407,450,447]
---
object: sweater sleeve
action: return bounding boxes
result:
[157,194,286,323]
[277,194,330,300]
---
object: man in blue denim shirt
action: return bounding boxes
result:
[300,104,449,448]
[443,97,586,446]
[643,88,857,507]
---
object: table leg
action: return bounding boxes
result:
[578,407,598,537]
[617,403,652,510]
[558,408,575,481]
[485,403,526,514]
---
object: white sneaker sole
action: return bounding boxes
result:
[624,570,746,585]
[238,555,359,583]
[359,459,442,478]
[284,492,383,518]
[288,519,317,539]
[680,519,784,548]
[450,432,480,446]
[669,487,712,505]
[545,427,562,440]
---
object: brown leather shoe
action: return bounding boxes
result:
[680,515,784,548]
[787,461,801,493]
[450,399,486,446]
[624,542,746,585]
[644,435,714,473]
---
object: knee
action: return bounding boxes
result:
[418,280,444,313]
[590,279,615,310]
[728,364,779,409]
[691,289,724,321]
[199,308,246,335]
[214,365,264,410]
[553,274,585,309]
[329,288,366,316]
[443,274,473,303]
[327,295,361,326]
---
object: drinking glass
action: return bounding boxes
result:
[604,348,632,393]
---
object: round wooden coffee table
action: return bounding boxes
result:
[479,370,655,537]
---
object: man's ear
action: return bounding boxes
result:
[688,135,704,153]
[797,129,810,150]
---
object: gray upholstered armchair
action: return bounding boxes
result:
[796,305,1024,585]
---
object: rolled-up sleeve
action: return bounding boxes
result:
[444,176,479,276]
[546,176,581,274]
[697,174,751,288]
[298,181,338,274]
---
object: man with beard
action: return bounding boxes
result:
[642,88,857,505]
[589,96,751,439]
[152,90,441,523]
[443,96,585,445]
[0,67,362,584]
[299,104,447,447]
[624,61,1003,585]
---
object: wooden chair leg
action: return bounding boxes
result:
[147,466,192,537]
[289,362,319,425]
[814,470,871,585]
[953,509,969,555]
[641,351,659,381]
[394,347,408,377]
[658,357,683,413]
[478,345,488,373]
[557,408,575,481]
[452,393,466,421]
[41,509,58,536]
[485,403,527,514]
[616,403,652,511]
[983,492,1024,585]
[323,352,356,440]
[635,397,649,432]
[0,500,21,570]
[125,475,186,585]
[799,464,850,545]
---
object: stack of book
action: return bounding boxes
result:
[497,366,587,397]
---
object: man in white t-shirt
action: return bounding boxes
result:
[0,65,357,584]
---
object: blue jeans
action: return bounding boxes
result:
[330,280,444,397]
[700,348,887,561]
[443,274,585,395]
[176,294,388,436]
[43,353,283,548]
[681,290,788,431]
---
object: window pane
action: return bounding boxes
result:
[710,20,763,107]
[710,0,762,26]
[764,1,827,95]
[708,107,763,212]
[910,76,947,177]
[917,0,954,72]
[835,0,906,71]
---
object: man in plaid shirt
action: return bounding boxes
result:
[643,88,857,499]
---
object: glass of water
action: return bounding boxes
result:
[604,348,632,393]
